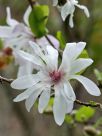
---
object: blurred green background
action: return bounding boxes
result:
[0,0,102,136]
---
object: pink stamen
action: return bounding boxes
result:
[49,70,62,84]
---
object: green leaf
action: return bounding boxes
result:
[94,69,102,81]
[29,5,49,38]
[79,49,89,59]
[56,31,66,49]
[75,106,95,122]
[65,115,74,124]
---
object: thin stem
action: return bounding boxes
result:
[45,35,63,56]
[27,0,36,9]
[75,99,102,108]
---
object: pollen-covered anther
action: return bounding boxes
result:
[49,70,62,83]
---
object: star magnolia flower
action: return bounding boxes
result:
[11,41,101,125]
[52,0,90,28]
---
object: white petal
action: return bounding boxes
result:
[23,6,32,26]
[13,86,35,102]
[29,41,46,61]
[71,75,101,96]
[11,74,40,89]
[63,82,76,101]
[52,0,58,6]
[38,89,50,113]
[46,46,58,71]
[25,89,42,112]
[6,7,19,26]
[53,86,66,126]
[63,42,86,62]
[71,58,93,74]
[66,100,74,113]
[61,2,72,21]
[59,48,71,74]
[0,26,13,38]
[14,50,44,67]
[17,63,33,77]
[76,4,90,18]
[69,13,74,28]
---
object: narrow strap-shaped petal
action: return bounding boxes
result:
[17,63,33,77]
[66,100,74,113]
[23,6,32,26]
[25,88,43,112]
[46,46,58,71]
[13,82,45,102]
[6,7,19,26]
[69,13,74,28]
[63,82,76,101]
[29,41,46,61]
[14,50,44,68]
[53,85,67,125]
[59,42,86,74]
[61,2,73,21]
[11,74,40,89]
[76,4,90,18]
[13,85,35,102]
[70,58,93,74]
[38,88,51,113]
[71,75,101,96]
[64,42,86,61]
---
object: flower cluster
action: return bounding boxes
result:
[0,2,101,126]
[0,6,59,75]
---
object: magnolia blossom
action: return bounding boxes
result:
[11,41,101,125]
[52,0,90,28]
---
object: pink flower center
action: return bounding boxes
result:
[49,71,62,84]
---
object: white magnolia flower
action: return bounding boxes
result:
[11,41,101,125]
[53,0,90,28]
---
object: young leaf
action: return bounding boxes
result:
[65,115,74,124]
[75,106,95,122]
[29,5,49,38]
[56,31,66,49]
[94,69,102,82]
[79,49,89,59]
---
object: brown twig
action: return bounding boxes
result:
[27,0,36,9]
[0,76,13,84]
[45,35,63,57]
[75,99,102,108]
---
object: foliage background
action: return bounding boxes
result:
[0,0,102,136]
